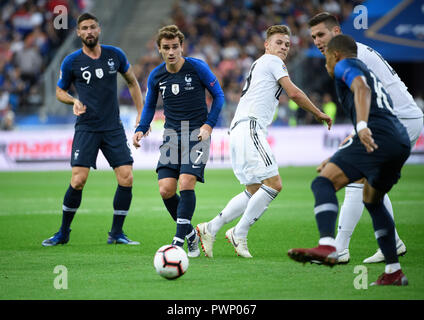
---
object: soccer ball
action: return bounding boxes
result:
[154,245,189,280]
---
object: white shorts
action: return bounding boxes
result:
[399,117,424,148]
[230,119,279,185]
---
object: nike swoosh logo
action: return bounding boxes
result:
[231,233,238,247]
[80,66,89,71]
[192,165,201,169]
[159,81,167,85]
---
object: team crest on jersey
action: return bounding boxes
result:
[108,58,116,74]
[95,68,104,79]
[184,74,194,91]
[172,84,179,95]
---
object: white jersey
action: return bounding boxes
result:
[231,54,289,129]
[357,42,423,119]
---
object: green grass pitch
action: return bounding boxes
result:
[0,165,423,300]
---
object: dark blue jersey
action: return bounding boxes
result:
[334,58,409,145]
[135,57,225,134]
[57,45,130,131]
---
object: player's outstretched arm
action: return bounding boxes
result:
[279,77,332,130]
[350,76,378,153]
[56,86,86,116]
[122,67,144,127]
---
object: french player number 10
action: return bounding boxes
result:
[369,72,394,114]
[82,70,91,84]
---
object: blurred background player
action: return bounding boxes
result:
[196,25,332,258]
[308,12,424,264]
[42,13,144,246]
[288,34,410,286]
[132,25,224,257]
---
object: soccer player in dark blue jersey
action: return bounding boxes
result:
[133,25,224,257]
[288,35,410,286]
[42,13,144,246]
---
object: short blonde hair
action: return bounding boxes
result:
[156,25,185,47]
[266,25,291,39]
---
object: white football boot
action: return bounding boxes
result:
[225,227,252,258]
[363,239,407,263]
[196,222,216,258]
[337,248,350,264]
[187,233,200,258]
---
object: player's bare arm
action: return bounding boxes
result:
[56,86,86,116]
[198,124,212,141]
[279,76,333,129]
[122,67,145,128]
[350,75,378,153]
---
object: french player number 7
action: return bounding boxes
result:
[160,86,166,98]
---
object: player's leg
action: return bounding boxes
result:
[363,181,408,285]
[206,188,255,237]
[335,179,365,262]
[233,176,281,239]
[226,177,281,259]
[288,162,350,265]
[41,166,90,247]
[197,187,254,258]
[42,131,99,246]
[106,164,139,244]
[197,123,254,257]
[225,119,280,258]
[101,129,138,244]
[172,174,199,257]
[158,169,180,222]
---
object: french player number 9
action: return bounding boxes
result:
[82,70,91,84]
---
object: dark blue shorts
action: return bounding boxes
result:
[330,135,410,193]
[71,128,133,169]
[156,129,210,183]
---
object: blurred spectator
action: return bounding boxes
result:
[0,110,15,131]
[0,0,87,117]
[14,33,43,87]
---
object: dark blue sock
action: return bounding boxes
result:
[172,190,196,247]
[311,176,339,239]
[60,185,82,233]
[111,185,132,235]
[364,201,398,264]
[163,193,180,221]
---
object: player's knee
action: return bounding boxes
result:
[71,175,87,190]
[179,175,197,191]
[159,185,176,199]
[119,171,133,187]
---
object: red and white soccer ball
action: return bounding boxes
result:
[154,244,189,280]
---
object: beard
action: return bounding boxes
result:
[82,36,99,48]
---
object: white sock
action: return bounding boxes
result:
[335,184,364,252]
[383,194,400,243]
[385,262,401,274]
[319,236,336,247]
[234,185,278,238]
[208,190,251,236]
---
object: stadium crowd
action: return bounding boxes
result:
[1,0,423,130]
[119,0,364,128]
[0,0,89,130]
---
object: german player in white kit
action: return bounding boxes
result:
[308,12,424,264]
[196,25,332,258]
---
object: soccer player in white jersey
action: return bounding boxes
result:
[196,25,332,258]
[308,12,424,263]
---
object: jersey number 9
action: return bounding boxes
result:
[82,70,91,84]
